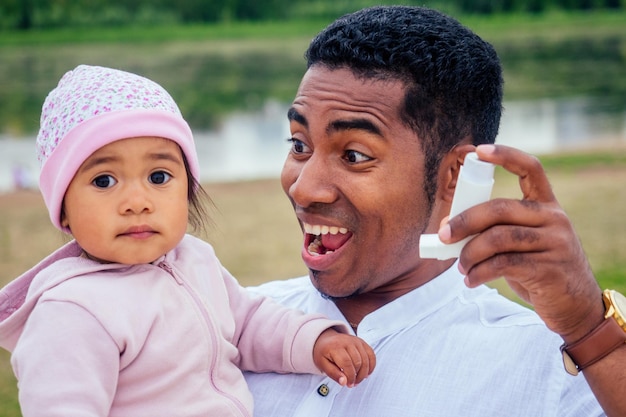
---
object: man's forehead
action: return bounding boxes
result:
[291,67,405,126]
[297,66,405,95]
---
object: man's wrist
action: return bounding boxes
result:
[561,289,626,376]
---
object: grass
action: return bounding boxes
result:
[2,10,624,135]
[0,19,326,46]
[461,9,626,43]
[0,149,625,414]
[0,9,624,47]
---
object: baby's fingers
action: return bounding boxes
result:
[314,331,376,387]
[333,341,376,387]
[319,349,352,387]
[334,347,360,387]
[356,340,376,382]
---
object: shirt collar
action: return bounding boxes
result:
[307,261,467,342]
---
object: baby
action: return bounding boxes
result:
[0,65,375,417]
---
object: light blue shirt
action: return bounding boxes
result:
[244,264,603,416]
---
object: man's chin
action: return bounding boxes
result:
[311,270,362,301]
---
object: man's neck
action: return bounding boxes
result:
[333,259,455,331]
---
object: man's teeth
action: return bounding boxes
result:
[303,223,348,236]
[303,223,349,256]
[307,237,327,256]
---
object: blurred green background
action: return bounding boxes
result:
[1,0,625,138]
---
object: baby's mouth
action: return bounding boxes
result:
[304,223,352,256]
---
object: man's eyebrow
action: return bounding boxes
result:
[328,119,381,136]
[287,107,307,128]
[288,107,382,137]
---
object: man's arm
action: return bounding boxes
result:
[441,144,626,416]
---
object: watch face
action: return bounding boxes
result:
[613,291,626,316]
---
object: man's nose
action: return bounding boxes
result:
[284,154,338,208]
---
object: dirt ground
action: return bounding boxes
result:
[1,163,625,290]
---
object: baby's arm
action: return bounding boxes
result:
[313,328,376,387]
[12,300,118,416]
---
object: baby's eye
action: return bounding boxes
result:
[149,171,172,185]
[92,175,117,188]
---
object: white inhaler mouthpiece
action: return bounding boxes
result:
[419,152,495,260]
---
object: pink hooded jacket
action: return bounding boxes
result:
[0,234,345,417]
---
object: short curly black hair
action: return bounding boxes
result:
[306,6,503,207]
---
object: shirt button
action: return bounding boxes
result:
[317,384,330,397]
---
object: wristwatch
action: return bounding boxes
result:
[561,289,626,376]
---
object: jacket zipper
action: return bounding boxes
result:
[158,260,249,417]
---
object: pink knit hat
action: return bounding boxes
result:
[36,65,200,232]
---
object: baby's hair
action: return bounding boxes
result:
[182,151,214,234]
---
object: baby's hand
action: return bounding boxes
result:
[313,328,376,387]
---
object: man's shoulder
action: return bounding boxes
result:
[247,276,314,305]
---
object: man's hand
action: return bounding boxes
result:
[439,144,603,343]
[313,328,376,387]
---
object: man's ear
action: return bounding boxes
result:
[437,144,476,204]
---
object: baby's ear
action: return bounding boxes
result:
[60,208,69,229]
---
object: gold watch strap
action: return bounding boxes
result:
[561,316,626,374]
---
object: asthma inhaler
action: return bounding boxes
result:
[419,152,495,260]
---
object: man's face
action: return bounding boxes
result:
[281,66,441,299]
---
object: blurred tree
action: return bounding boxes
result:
[0,0,624,29]
[18,0,33,29]
[235,0,290,20]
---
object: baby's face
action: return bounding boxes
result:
[61,137,189,264]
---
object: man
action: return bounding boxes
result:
[244,6,625,416]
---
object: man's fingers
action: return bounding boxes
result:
[476,144,556,202]
[441,143,569,245]
[441,198,562,244]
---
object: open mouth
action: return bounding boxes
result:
[303,223,352,256]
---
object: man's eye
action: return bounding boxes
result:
[93,175,116,188]
[344,150,372,163]
[288,138,310,154]
[149,171,171,185]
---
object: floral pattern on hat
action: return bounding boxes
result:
[36,65,182,165]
